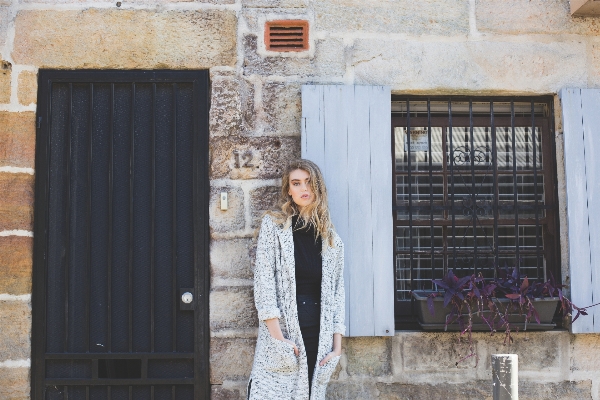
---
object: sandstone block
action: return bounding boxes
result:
[242,0,307,8]
[13,9,237,68]
[0,236,32,295]
[518,380,592,400]
[243,35,345,78]
[0,367,29,400]
[476,0,600,35]
[325,381,378,400]
[0,112,36,168]
[249,186,279,229]
[211,385,246,400]
[344,336,391,377]
[394,332,478,371]
[210,337,256,384]
[0,7,10,53]
[262,82,301,137]
[479,331,566,372]
[314,0,469,36]
[210,77,255,137]
[352,38,587,93]
[0,173,34,231]
[572,333,600,371]
[210,185,245,234]
[211,238,254,281]
[0,300,31,361]
[210,286,257,330]
[210,135,300,180]
[0,61,10,104]
[376,382,490,400]
[589,38,600,88]
[18,71,37,106]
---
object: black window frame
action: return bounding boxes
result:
[391,95,561,330]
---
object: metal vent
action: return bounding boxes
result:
[265,20,309,52]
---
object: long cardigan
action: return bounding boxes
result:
[248,214,346,400]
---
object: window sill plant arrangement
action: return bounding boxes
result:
[411,267,599,365]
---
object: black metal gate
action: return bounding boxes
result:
[32,70,210,399]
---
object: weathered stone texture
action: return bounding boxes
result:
[210,337,255,384]
[0,367,29,400]
[0,300,31,361]
[210,286,257,330]
[210,185,245,234]
[243,35,345,78]
[352,38,587,93]
[344,337,391,377]
[211,385,247,400]
[0,6,10,53]
[12,9,237,68]
[211,238,255,281]
[242,0,307,8]
[0,112,36,168]
[395,332,478,371]
[314,0,469,35]
[377,382,490,400]
[476,0,600,35]
[572,334,600,371]
[210,135,300,180]
[262,82,301,137]
[518,380,593,400]
[0,236,32,295]
[589,38,600,87]
[249,186,279,229]
[0,61,10,104]
[480,331,566,372]
[210,77,255,137]
[325,381,378,400]
[18,71,37,106]
[0,173,34,231]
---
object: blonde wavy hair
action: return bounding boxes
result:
[266,159,335,247]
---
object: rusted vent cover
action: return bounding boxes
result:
[265,20,309,52]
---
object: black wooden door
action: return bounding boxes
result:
[32,71,210,400]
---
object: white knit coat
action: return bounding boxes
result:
[248,214,346,400]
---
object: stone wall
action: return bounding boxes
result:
[2,0,600,399]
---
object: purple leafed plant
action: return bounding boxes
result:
[424,266,600,366]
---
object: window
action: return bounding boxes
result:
[392,97,561,328]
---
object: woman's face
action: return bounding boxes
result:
[288,169,314,210]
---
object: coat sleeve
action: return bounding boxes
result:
[332,239,346,336]
[254,215,282,321]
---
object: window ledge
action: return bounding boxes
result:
[571,0,600,16]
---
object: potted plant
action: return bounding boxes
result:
[411,267,598,365]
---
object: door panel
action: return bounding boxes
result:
[32,71,210,399]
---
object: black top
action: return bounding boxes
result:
[292,215,323,300]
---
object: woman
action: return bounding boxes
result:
[248,159,346,400]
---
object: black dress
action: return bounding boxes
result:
[291,215,323,388]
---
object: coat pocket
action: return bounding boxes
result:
[262,335,299,374]
[314,355,340,385]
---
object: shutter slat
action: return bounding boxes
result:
[302,85,394,337]
[581,89,600,330]
[560,88,595,333]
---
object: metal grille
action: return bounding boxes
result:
[391,97,560,325]
[265,20,309,51]
[32,71,210,399]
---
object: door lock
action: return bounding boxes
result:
[179,288,195,311]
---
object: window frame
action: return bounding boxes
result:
[391,95,562,330]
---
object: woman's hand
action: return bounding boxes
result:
[265,318,299,356]
[319,333,343,366]
[281,338,299,356]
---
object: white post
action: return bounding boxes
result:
[492,354,518,400]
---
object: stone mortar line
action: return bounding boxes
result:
[211,230,255,240]
[593,378,599,400]
[16,2,241,11]
[0,229,33,237]
[0,359,30,368]
[469,0,481,39]
[252,76,265,136]
[241,180,253,232]
[0,103,36,112]
[210,328,258,338]
[9,64,37,107]
[236,4,249,73]
[211,178,280,188]
[0,293,31,301]
[212,277,253,287]
[0,166,35,174]
[1,0,16,65]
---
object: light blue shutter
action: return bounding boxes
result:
[301,85,394,337]
[560,88,600,333]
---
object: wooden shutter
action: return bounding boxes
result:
[301,85,394,337]
[560,88,600,333]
